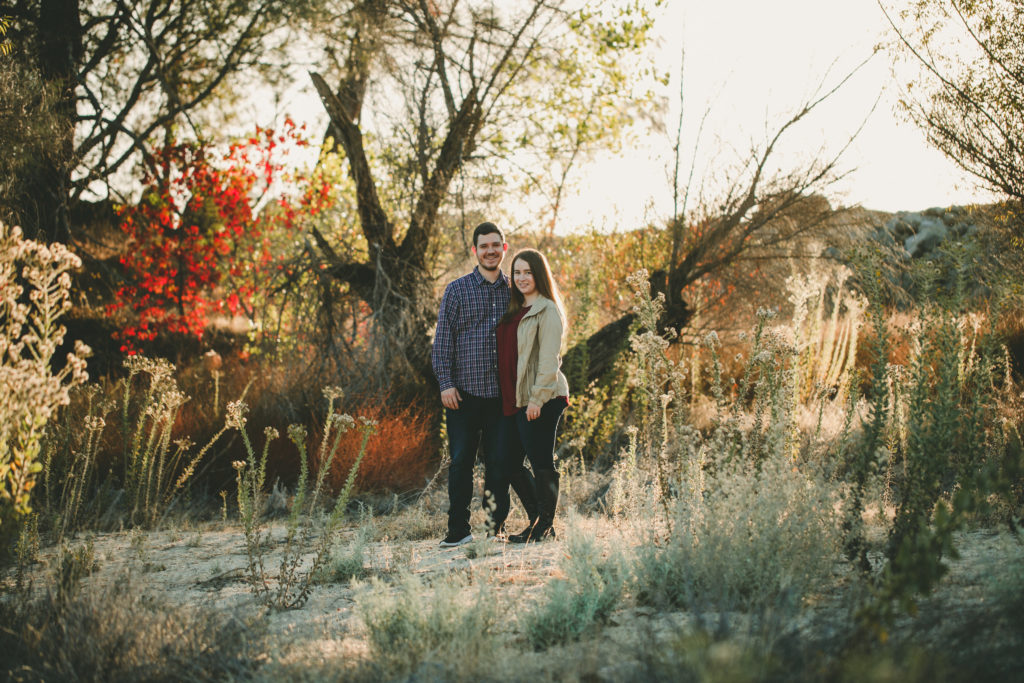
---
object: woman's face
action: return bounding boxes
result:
[513,258,536,297]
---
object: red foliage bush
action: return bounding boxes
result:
[108,119,332,353]
[322,401,438,494]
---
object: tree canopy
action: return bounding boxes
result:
[298,0,663,390]
[883,0,1024,209]
[2,0,294,242]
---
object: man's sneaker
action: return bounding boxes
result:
[439,532,473,548]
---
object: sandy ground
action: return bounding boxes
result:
[5,509,1023,680]
[22,512,571,656]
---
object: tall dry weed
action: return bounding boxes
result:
[622,268,841,620]
[231,388,375,609]
[1,223,89,545]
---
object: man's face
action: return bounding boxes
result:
[472,232,507,272]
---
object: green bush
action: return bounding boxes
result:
[633,453,839,616]
[355,572,498,679]
[522,525,626,650]
[843,248,1022,630]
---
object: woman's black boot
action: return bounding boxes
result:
[508,465,538,536]
[511,469,558,543]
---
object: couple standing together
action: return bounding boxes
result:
[431,222,570,547]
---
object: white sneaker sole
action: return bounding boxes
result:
[439,534,473,547]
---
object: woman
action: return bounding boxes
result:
[496,248,570,543]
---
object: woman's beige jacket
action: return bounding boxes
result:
[514,296,570,408]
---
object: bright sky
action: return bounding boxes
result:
[555,0,997,231]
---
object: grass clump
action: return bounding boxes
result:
[0,574,263,681]
[312,523,372,584]
[522,523,627,650]
[354,572,498,680]
[53,538,99,600]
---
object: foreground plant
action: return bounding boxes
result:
[836,249,1023,634]
[633,453,840,618]
[0,223,89,541]
[522,524,626,650]
[623,267,841,622]
[232,387,374,609]
[0,571,262,680]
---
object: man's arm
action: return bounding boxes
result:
[431,282,462,409]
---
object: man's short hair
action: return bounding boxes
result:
[472,222,505,247]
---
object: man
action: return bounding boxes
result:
[432,222,537,547]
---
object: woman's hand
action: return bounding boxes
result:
[525,402,541,421]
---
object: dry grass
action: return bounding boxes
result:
[0,568,264,681]
[3,514,1021,682]
[6,233,1023,679]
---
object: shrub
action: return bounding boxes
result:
[108,121,331,353]
[35,355,231,535]
[0,574,262,681]
[840,248,1023,631]
[355,572,498,679]
[522,524,627,650]
[325,399,435,492]
[633,454,840,617]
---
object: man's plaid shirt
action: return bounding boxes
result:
[432,266,511,399]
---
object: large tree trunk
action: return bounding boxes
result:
[27,0,81,244]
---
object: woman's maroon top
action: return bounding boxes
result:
[497,306,530,416]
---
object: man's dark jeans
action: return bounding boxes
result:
[445,393,507,538]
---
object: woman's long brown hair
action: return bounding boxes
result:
[500,248,566,326]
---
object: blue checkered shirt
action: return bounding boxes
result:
[432,267,511,398]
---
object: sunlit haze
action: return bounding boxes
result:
[552,0,996,232]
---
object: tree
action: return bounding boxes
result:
[303,0,662,392]
[2,0,293,244]
[881,0,1024,211]
[0,39,67,236]
[564,59,871,384]
[486,4,667,239]
[0,15,12,55]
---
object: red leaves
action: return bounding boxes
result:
[111,121,335,352]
